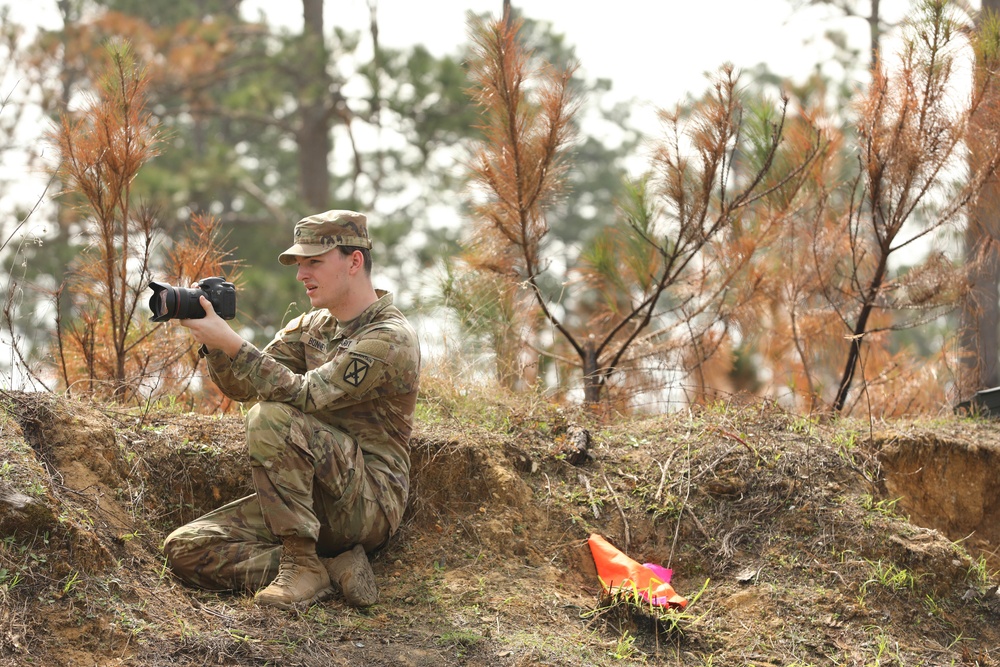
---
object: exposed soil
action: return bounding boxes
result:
[0,388,999,666]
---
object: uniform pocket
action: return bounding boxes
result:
[311,424,365,511]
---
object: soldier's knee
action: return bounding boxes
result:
[163,529,225,590]
[162,528,193,577]
[246,402,300,431]
[246,402,307,464]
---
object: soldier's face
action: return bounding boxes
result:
[294,250,353,313]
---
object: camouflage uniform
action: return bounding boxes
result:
[164,212,420,593]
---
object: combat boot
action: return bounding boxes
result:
[254,536,332,609]
[325,544,378,607]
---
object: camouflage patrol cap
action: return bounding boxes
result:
[278,210,373,265]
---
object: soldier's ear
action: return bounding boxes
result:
[350,249,365,273]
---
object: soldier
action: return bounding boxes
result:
[163,210,421,609]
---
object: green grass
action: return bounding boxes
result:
[861,560,916,596]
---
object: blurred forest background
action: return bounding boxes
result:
[0,0,999,418]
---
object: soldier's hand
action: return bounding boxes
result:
[179,296,245,358]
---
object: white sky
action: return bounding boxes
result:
[0,0,936,141]
[241,0,901,128]
[0,0,970,205]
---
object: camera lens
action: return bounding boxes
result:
[149,282,175,321]
[148,282,207,321]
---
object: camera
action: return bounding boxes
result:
[148,276,237,322]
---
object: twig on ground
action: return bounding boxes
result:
[602,470,631,554]
[579,473,600,519]
[655,447,680,503]
[669,438,694,569]
[655,460,669,503]
[685,506,712,544]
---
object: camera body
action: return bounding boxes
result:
[148,276,237,322]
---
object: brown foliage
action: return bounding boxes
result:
[26,10,240,108]
[701,2,1000,417]
[458,2,1000,417]
[461,12,817,408]
[827,0,1000,413]
[46,41,237,408]
[461,11,577,391]
[50,40,159,400]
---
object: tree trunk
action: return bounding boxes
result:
[960,216,1000,391]
[298,0,332,212]
[959,0,1000,397]
[833,253,887,413]
[867,0,881,71]
[581,342,602,405]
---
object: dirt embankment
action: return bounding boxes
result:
[0,390,999,666]
[876,422,1000,569]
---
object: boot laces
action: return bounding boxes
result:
[271,548,302,587]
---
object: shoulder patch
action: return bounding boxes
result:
[342,356,370,387]
[332,338,391,397]
[280,313,306,335]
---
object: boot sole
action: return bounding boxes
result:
[326,545,379,608]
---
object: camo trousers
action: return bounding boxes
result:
[163,402,390,592]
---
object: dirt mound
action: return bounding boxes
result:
[877,422,1000,568]
[0,391,998,666]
